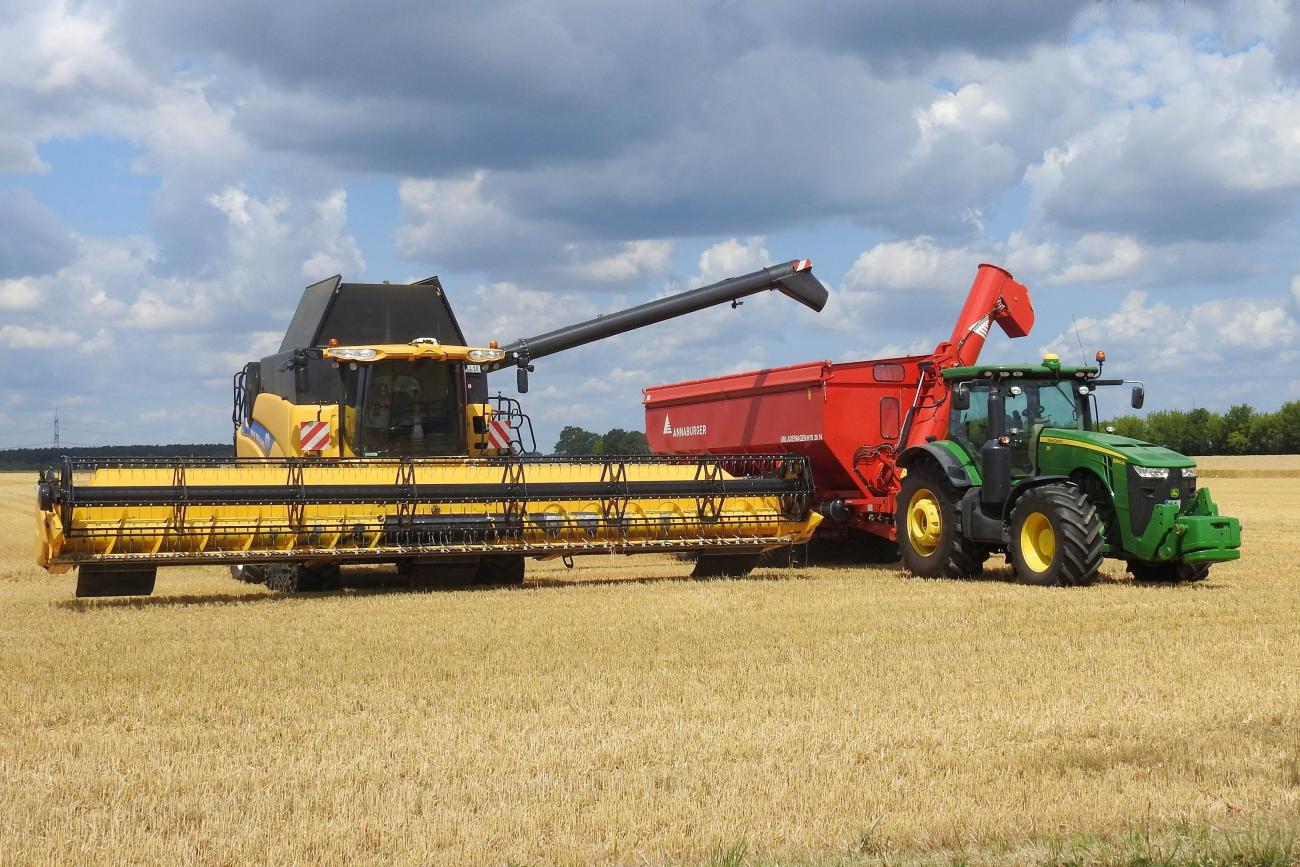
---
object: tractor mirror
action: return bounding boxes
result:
[1131,384,1145,409]
[952,384,970,411]
[516,365,530,394]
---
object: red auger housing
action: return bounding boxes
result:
[644,264,1034,542]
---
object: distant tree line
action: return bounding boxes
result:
[1107,402,1300,455]
[552,426,651,456]
[0,444,231,471]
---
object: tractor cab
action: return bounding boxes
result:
[945,354,1114,477]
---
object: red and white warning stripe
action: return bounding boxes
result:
[793,258,812,272]
[486,418,513,450]
[299,420,331,452]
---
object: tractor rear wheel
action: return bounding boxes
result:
[1128,560,1211,583]
[1009,485,1103,587]
[895,466,984,579]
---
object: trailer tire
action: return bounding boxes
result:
[692,552,761,579]
[476,555,526,585]
[1009,484,1103,587]
[896,466,984,579]
[1127,560,1211,584]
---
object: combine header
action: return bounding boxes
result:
[38,261,829,596]
[647,264,1241,585]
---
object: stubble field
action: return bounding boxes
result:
[1,460,1297,865]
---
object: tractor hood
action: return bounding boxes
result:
[1040,430,1195,469]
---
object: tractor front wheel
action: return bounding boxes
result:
[895,466,984,579]
[1009,485,1103,587]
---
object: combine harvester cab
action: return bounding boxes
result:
[647,264,1240,585]
[38,262,830,597]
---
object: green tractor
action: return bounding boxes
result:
[896,353,1241,586]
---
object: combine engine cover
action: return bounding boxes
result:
[37,455,821,595]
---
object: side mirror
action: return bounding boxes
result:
[516,364,530,394]
[292,350,309,394]
[952,384,970,411]
[1131,384,1145,409]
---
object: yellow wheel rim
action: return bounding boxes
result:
[1019,511,1056,573]
[906,488,943,556]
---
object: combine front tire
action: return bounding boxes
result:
[1128,560,1211,584]
[1009,485,1103,587]
[896,467,984,579]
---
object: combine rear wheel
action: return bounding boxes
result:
[895,466,984,579]
[1128,560,1211,583]
[230,564,264,584]
[1009,485,1103,587]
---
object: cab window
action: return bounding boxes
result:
[340,360,466,456]
[949,383,991,454]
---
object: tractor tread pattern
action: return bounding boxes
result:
[1011,484,1103,587]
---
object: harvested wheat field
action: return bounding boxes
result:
[1,469,1297,866]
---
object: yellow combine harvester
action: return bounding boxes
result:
[37,262,828,596]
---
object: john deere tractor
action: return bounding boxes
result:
[895,353,1241,585]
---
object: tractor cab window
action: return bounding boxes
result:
[1003,381,1083,436]
[340,360,466,456]
[949,383,991,455]
[1003,380,1085,475]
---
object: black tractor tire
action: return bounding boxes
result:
[895,465,985,579]
[1008,484,1103,587]
[1128,560,1211,583]
[263,562,342,593]
[476,555,526,585]
[692,551,761,579]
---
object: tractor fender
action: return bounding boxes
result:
[1003,475,1072,519]
[898,444,975,489]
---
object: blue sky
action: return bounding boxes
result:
[1,0,1299,450]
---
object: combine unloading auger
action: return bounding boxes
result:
[37,261,828,597]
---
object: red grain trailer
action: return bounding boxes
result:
[644,264,1035,549]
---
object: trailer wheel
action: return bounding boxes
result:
[476,555,526,585]
[896,466,984,579]
[1009,485,1103,587]
[1127,560,1211,584]
[692,552,761,579]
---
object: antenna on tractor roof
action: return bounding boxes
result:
[1071,314,1088,367]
